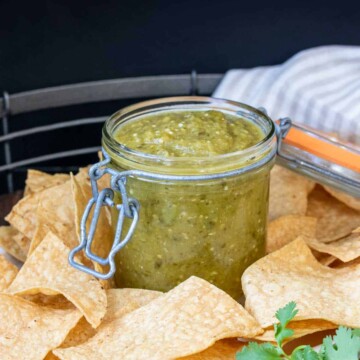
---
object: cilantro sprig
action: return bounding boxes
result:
[236,302,360,360]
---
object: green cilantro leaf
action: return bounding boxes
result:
[290,346,321,360]
[275,302,298,328]
[236,342,283,360]
[275,323,295,348]
[235,302,360,360]
[321,326,360,360]
[302,346,321,360]
[274,302,298,348]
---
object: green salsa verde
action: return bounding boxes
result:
[114,110,264,157]
[105,106,274,299]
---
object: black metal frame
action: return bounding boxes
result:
[0,72,223,194]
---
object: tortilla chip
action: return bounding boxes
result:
[5,192,40,241]
[6,232,107,328]
[22,293,74,310]
[7,170,84,254]
[12,230,31,256]
[24,169,70,196]
[333,256,360,269]
[28,180,77,254]
[70,174,113,280]
[266,215,317,253]
[45,354,59,360]
[242,237,360,328]
[180,339,246,359]
[0,293,81,360]
[306,232,360,262]
[255,319,337,343]
[315,252,338,266]
[59,317,96,349]
[58,288,162,352]
[0,226,26,261]
[306,185,360,242]
[54,276,262,359]
[269,165,314,221]
[324,185,360,211]
[104,288,162,322]
[0,254,18,291]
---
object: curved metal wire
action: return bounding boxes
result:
[0,73,222,194]
[0,74,222,117]
[0,116,107,143]
[1,92,12,191]
[0,147,101,173]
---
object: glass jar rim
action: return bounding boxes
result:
[102,96,276,174]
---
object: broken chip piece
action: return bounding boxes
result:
[6,232,107,328]
[242,237,360,329]
[54,277,262,359]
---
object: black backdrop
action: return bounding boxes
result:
[0,0,359,194]
[1,0,360,93]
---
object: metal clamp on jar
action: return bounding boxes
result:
[68,97,360,299]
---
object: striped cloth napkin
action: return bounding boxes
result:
[213,46,360,145]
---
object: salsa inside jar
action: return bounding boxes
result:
[104,104,274,300]
[114,110,264,157]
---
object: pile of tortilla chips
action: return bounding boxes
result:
[0,163,359,359]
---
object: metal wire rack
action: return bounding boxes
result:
[0,72,223,194]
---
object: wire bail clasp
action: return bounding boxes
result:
[68,149,140,280]
[275,117,292,158]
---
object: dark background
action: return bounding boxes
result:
[0,0,359,194]
[2,0,360,93]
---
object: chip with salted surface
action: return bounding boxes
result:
[54,276,262,360]
[6,232,107,328]
[12,230,31,257]
[0,293,81,360]
[28,180,77,254]
[266,215,317,253]
[242,237,360,328]
[0,225,26,261]
[180,339,246,359]
[255,319,337,343]
[6,170,81,254]
[0,254,18,291]
[103,288,162,323]
[53,288,162,354]
[5,192,40,240]
[323,185,360,211]
[24,169,70,196]
[306,232,360,263]
[306,186,360,242]
[269,165,315,221]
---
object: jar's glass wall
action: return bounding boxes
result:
[103,97,276,300]
[112,161,272,299]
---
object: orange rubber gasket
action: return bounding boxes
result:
[282,125,360,172]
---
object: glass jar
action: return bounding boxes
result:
[69,97,360,299]
[101,97,276,299]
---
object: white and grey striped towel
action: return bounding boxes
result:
[213,46,360,145]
